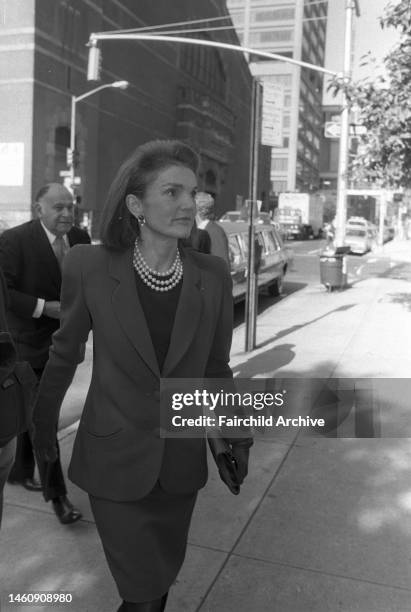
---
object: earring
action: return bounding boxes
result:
[137,214,145,225]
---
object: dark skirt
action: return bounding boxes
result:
[89,482,197,602]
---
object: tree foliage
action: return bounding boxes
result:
[329,0,411,189]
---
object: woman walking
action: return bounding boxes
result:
[33,140,251,611]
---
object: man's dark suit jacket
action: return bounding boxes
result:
[0,220,90,369]
[33,244,233,501]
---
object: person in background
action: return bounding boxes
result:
[195,192,230,266]
[32,140,251,611]
[0,266,16,527]
[0,183,90,524]
[182,219,211,254]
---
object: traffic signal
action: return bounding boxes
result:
[66,148,79,167]
[66,148,73,166]
[87,43,102,81]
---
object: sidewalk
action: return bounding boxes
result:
[1,239,411,612]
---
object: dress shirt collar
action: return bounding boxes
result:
[40,220,70,247]
[196,217,209,230]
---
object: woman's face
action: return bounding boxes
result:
[130,164,198,241]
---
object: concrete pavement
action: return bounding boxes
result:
[1,238,411,612]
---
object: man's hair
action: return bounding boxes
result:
[34,184,52,203]
[99,140,200,250]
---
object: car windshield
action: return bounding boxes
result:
[346,229,366,237]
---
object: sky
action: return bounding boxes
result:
[323,0,401,104]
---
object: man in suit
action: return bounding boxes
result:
[195,192,230,266]
[0,266,17,527]
[0,183,90,524]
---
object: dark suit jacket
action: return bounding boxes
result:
[34,244,234,501]
[0,220,90,368]
[0,265,17,386]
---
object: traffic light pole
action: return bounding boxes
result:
[67,81,129,194]
[85,29,354,352]
[334,0,361,247]
[69,95,76,194]
[245,79,262,352]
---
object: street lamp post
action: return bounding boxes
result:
[68,80,129,193]
[84,29,356,350]
[334,0,361,247]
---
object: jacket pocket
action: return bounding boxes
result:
[84,427,123,439]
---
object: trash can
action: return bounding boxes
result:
[319,246,350,291]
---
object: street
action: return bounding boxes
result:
[3,237,411,612]
[58,239,411,433]
[234,237,411,327]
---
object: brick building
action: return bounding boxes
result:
[0,0,269,233]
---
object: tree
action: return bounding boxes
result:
[329,0,411,190]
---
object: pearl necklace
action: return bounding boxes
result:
[133,239,183,292]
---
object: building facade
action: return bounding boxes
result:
[227,0,328,195]
[0,0,265,232]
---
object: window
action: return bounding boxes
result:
[284,94,292,107]
[55,126,70,149]
[272,158,288,172]
[283,115,291,129]
[283,137,289,148]
[259,29,293,43]
[262,230,278,253]
[254,8,295,22]
[181,34,226,97]
[272,180,288,193]
[228,235,242,266]
[271,75,292,87]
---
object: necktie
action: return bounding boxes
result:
[53,236,67,269]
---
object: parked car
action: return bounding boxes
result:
[220,210,279,226]
[219,210,242,223]
[255,212,272,225]
[344,226,377,254]
[383,220,395,242]
[346,216,377,232]
[386,223,395,241]
[347,216,394,244]
[220,221,288,302]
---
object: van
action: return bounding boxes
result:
[220,221,288,303]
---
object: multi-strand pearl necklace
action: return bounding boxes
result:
[133,239,183,292]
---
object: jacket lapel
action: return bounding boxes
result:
[109,248,160,378]
[162,247,203,377]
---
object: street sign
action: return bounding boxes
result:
[261,81,284,148]
[324,122,367,138]
[59,170,71,177]
[324,121,341,138]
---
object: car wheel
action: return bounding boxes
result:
[268,276,283,297]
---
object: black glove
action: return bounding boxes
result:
[229,438,253,484]
[208,435,253,495]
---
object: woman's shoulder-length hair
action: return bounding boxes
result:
[99,139,200,251]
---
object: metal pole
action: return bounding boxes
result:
[378,191,386,247]
[88,33,339,78]
[334,0,358,247]
[243,0,251,62]
[245,79,261,352]
[69,95,76,194]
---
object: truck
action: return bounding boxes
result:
[277,193,323,240]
